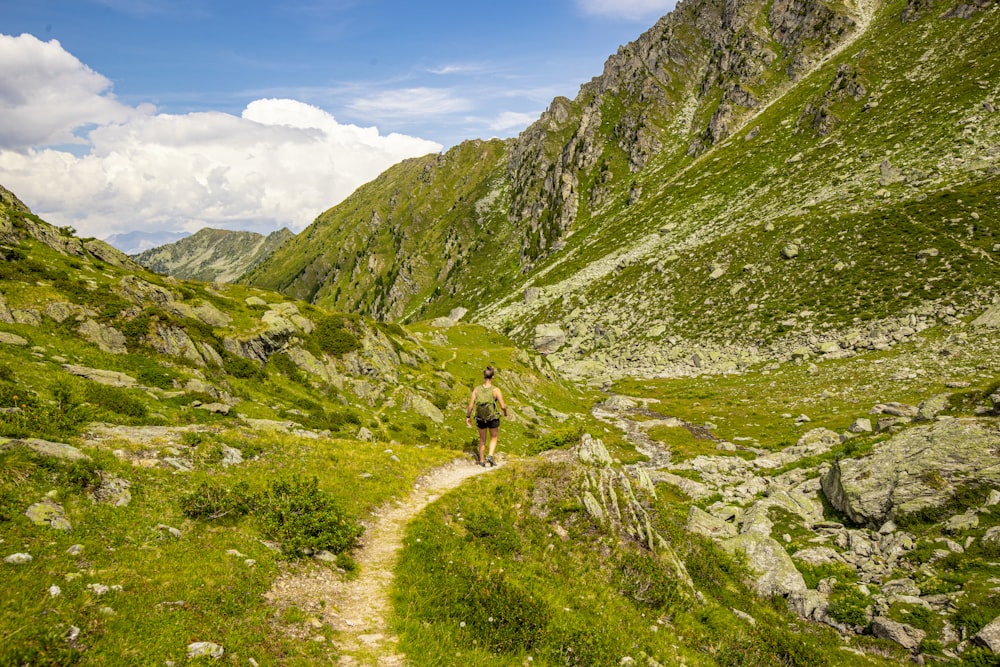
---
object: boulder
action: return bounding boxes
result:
[3,553,32,564]
[62,364,138,388]
[77,319,127,354]
[781,244,800,259]
[848,418,872,433]
[89,476,132,507]
[686,506,737,539]
[916,393,950,422]
[402,391,443,424]
[187,642,224,660]
[973,615,1000,653]
[577,434,612,467]
[972,303,1000,329]
[0,331,28,346]
[534,323,567,354]
[870,616,925,651]
[821,419,1000,526]
[722,532,807,597]
[0,293,13,323]
[25,499,71,530]
[0,438,89,461]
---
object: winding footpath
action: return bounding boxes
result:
[265,458,498,666]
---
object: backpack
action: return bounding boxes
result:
[474,385,499,421]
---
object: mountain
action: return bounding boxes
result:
[103,229,190,255]
[134,227,294,283]
[245,0,1000,383]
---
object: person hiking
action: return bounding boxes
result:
[466,365,508,467]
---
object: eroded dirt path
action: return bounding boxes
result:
[266,457,498,666]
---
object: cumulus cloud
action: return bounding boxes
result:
[0,35,442,240]
[0,33,142,148]
[576,0,676,20]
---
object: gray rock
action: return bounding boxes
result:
[25,499,71,530]
[77,319,127,354]
[357,427,375,442]
[721,532,807,597]
[158,524,183,538]
[577,434,612,467]
[791,546,843,566]
[686,506,737,539]
[916,393,950,422]
[603,395,637,411]
[0,293,13,323]
[972,303,1000,329]
[0,331,28,346]
[62,364,137,388]
[3,553,32,564]
[534,323,567,354]
[781,244,800,259]
[0,438,89,461]
[89,476,132,507]
[187,642,224,660]
[973,615,1000,653]
[220,446,243,466]
[916,248,939,259]
[848,418,872,433]
[524,287,540,304]
[821,419,1000,526]
[402,391,443,424]
[944,510,979,534]
[195,402,232,415]
[245,296,268,307]
[871,616,925,651]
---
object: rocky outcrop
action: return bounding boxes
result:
[78,320,127,354]
[722,532,808,598]
[821,419,1000,526]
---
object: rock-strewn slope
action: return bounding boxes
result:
[134,227,293,283]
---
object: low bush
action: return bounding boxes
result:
[613,548,684,611]
[181,476,362,557]
[827,581,870,627]
[223,353,263,380]
[312,316,361,357]
[83,383,147,419]
[525,425,583,455]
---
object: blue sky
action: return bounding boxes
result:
[0,0,675,243]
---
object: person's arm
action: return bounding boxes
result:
[494,388,508,417]
[466,389,476,426]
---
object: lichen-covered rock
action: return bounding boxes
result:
[686,506,737,539]
[402,391,443,424]
[721,532,807,597]
[89,475,132,507]
[62,364,137,388]
[187,642,224,660]
[871,616,925,651]
[26,499,71,530]
[821,419,1000,526]
[78,319,127,354]
[534,323,566,354]
[577,433,612,467]
[0,331,28,346]
[0,438,90,461]
[973,615,1000,653]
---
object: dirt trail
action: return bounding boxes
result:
[265,458,498,666]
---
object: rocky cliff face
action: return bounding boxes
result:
[134,227,293,283]
[249,0,1000,384]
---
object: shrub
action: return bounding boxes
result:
[827,581,870,627]
[0,363,14,383]
[312,316,361,357]
[255,476,363,556]
[83,384,147,419]
[613,548,684,611]
[180,480,254,520]
[223,354,262,379]
[266,352,306,384]
[525,425,583,456]
[715,625,828,667]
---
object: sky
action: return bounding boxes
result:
[0,0,676,245]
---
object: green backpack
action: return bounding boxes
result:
[474,385,500,421]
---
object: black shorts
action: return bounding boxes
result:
[476,417,501,429]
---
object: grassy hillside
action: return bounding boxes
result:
[246,0,999,383]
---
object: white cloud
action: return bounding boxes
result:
[348,87,474,120]
[0,33,140,148]
[576,0,676,21]
[0,35,442,240]
[488,111,539,132]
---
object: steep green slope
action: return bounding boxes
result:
[247,0,999,384]
[244,139,523,322]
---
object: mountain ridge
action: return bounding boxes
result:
[134,226,293,283]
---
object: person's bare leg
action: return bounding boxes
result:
[478,427,487,464]
[487,426,499,463]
